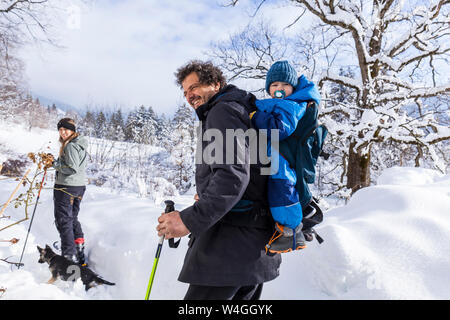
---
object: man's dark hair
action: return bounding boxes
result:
[175,60,227,89]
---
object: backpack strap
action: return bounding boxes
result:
[229,199,254,212]
[300,101,319,145]
[225,199,274,229]
[300,123,319,145]
[302,198,325,244]
[281,101,319,144]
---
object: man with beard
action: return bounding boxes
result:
[156,60,281,300]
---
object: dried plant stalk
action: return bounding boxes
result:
[0,169,31,218]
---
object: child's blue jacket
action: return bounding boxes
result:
[251,75,321,229]
[252,74,321,141]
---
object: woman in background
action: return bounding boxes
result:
[49,118,88,265]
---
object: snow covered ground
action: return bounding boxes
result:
[0,124,449,300]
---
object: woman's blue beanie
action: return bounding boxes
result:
[265,60,298,94]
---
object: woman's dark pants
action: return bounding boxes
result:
[53,184,86,256]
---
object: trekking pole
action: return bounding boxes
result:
[17,169,48,269]
[145,200,175,300]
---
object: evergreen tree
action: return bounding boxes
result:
[145,106,159,145]
[171,103,196,133]
[157,113,172,148]
[170,104,196,192]
[80,110,96,137]
[124,105,159,144]
[124,107,147,143]
[108,109,125,141]
[124,109,137,142]
[95,111,107,138]
[134,105,149,144]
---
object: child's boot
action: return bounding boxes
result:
[266,223,306,254]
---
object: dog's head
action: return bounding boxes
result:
[37,245,56,264]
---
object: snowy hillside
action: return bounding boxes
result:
[266,167,450,300]
[0,124,449,300]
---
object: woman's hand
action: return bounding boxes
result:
[43,153,55,169]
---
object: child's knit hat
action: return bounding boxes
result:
[265,60,298,94]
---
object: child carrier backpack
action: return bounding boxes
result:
[278,101,328,244]
[229,99,328,244]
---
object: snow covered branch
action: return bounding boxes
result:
[0,1,47,13]
[218,0,450,189]
[319,73,363,104]
[374,84,450,104]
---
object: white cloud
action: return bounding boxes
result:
[19,0,307,116]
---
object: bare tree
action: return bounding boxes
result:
[0,0,58,46]
[209,21,323,95]
[0,35,24,119]
[0,0,63,122]
[218,0,450,193]
[210,22,286,83]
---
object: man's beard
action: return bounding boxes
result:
[189,91,217,109]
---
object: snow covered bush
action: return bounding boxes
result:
[82,133,191,201]
[147,177,179,204]
[0,158,28,177]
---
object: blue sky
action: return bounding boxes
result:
[19,0,302,116]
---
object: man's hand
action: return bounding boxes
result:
[156,210,190,239]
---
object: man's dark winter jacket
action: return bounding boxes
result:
[178,85,282,286]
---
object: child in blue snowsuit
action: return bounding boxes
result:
[251,60,321,254]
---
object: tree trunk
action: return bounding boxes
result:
[346,141,371,193]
